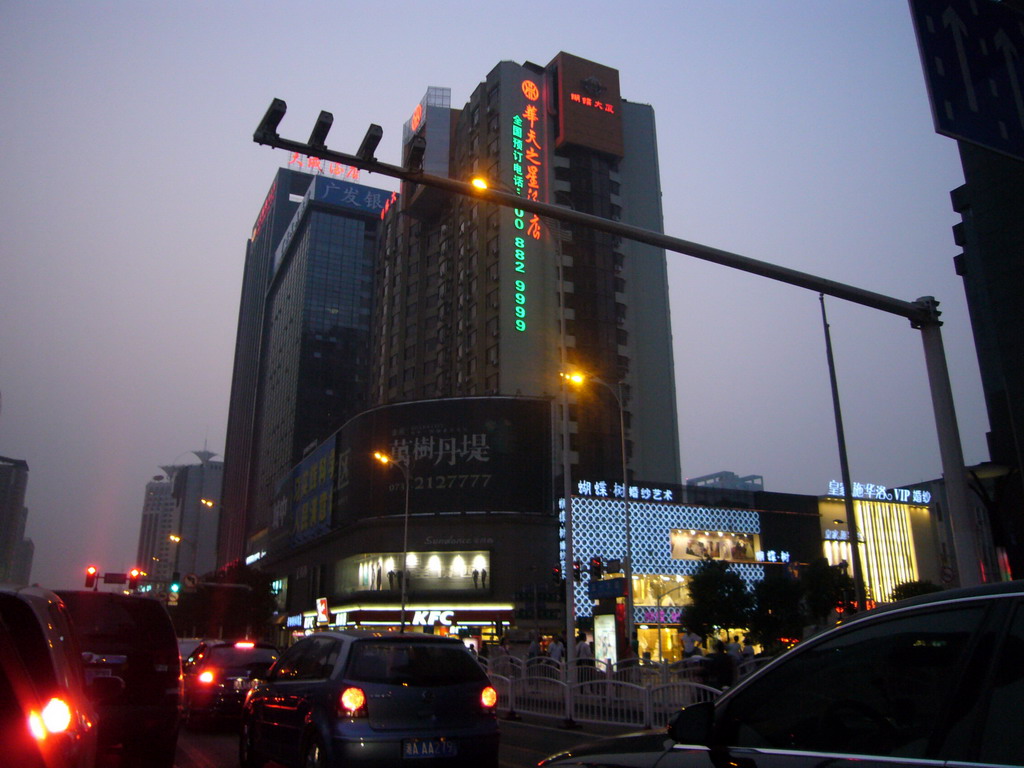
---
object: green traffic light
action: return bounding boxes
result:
[170,583,180,593]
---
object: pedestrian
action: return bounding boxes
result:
[727,635,742,658]
[527,634,540,662]
[682,629,702,657]
[705,641,737,689]
[548,635,565,663]
[576,632,594,665]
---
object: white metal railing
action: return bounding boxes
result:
[486,660,723,729]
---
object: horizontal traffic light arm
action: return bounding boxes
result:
[252,99,935,328]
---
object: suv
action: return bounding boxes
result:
[57,590,181,768]
[182,639,279,726]
[0,584,118,768]
[541,580,1024,767]
[240,630,499,767]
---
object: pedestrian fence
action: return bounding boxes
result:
[482,656,734,730]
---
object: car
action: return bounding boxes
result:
[181,639,279,726]
[240,630,500,768]
[177,636,206,661]
[0,584,120,768]
[539,579,1024,768]
[56,590,181,768]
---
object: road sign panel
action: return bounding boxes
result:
[910,0,1024,160]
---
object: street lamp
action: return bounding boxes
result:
[564,370,635,654]
[374,451,412,633]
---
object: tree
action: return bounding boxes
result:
[683,557,753,642]
[170,562,277,639]
[889,580,942,602]
[799,557,853,628]
[747,568,805,654]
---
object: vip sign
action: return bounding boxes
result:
[412,610,454,626]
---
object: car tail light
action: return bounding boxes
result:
[198,670,217,685]
[339,686,367,717]
[480,685,498,709]
[235,641,255,649]
[28,697,73,740]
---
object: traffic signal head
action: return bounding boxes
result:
[169,572,181,594]
[551,565,562,583]
[84,565,98,589]
[572,560,582,582]
[590,556,604,579]
[128,568,141,591]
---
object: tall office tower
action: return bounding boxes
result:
[135,474,176,582]
[950,143,1024,578]
[220,168,392,564]
[0,455,30,583]
[373,53,681,488]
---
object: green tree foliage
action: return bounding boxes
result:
[746,568,805,654]
[683,557,753,640]
[170,563,277,640]
[799,557,853,626]
[889,580,942,602]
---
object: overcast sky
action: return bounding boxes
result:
[0,2,988,590]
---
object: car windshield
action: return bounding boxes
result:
[346,641,485,686]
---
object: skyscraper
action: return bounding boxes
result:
[220,167,392,565]
[373,53,681,490]
[0,455,31,583]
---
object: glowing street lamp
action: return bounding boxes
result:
[563,370,635,653]
[373,451,412,632]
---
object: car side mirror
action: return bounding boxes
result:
[668,700,715,745]
[87,674,125,703]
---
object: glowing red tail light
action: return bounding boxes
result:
[480,685,498,709]
[339,686,367,717]
[198,670,216,685]
[28,697,73,740]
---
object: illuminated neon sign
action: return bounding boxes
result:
[568,92,616,113]
[509,78,545,333]
[286,152,360,180]
[827,480,932,504]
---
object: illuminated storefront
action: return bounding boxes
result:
[821,479,939,603]
[565,481,822,662]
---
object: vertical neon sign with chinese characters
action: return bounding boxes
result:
[509,78,545,333]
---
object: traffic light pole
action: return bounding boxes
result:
[253,99,985,588]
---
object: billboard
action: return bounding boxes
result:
[334,397,553,520]
[552,51,624,158]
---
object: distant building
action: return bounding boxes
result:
[0,455,31,584]
[136,451,222,585]
[685,471,765,492]
[135,474,176,582]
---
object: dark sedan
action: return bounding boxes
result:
[182,640,279,726]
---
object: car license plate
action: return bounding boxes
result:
[402,738,457,758]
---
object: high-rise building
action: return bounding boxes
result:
[137,451,222,582]
[0,455,31,584]
[135,474,176,582]
[373,53,681,490]
[220,168,392,565]
[950,144,1024,579]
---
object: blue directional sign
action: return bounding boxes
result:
[909,0,1024,160]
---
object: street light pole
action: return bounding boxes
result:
[570,373,634,654]
[374,451,411,632]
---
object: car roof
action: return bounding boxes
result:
[844,579,1024,624]
[300,630,464,644]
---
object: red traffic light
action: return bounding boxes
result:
[84,566,98,589]
[127,568,141,590]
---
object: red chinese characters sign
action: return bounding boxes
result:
[509,78,546,333]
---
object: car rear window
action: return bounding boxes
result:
[208,645,278,668]
[58,592,174,646]
[347,641,486,686]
